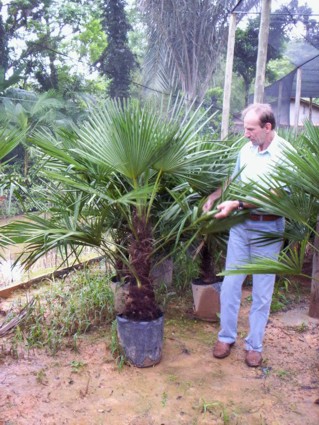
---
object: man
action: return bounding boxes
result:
[203,103,291,367]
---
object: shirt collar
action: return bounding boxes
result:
[249,131,279,155]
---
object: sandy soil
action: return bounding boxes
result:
[0,287,318,425]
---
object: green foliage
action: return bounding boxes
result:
[18,1,86,91]
[0,91,79,216]
[0,96,246,323]
[96,0,137,98]
[172,249,200,294]
[267,57,295,81]
[76,18,108,63]
[0,0,106,94]
[126,1,148,62]
[0,67,24,94]
[0,126,28,220]
[7,269,115,355]
[3,96,238,269]
[110,319,126,369]
[196,398,232,423]
[70,360,87,373]
[271,277,299,312]
[234,15,285,104]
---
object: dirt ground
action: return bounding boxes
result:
[0,285,318,425]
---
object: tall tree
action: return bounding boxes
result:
[233,0,317,105]
[0,0,101,93]
[138,0,234,104]
[0,0,29,91]
[0,5,8,72]
[95,0,137,99]
[19,0,88,91]
[233,16,286,105]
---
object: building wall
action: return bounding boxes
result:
[231,100,319,134]
[290,100,319,126]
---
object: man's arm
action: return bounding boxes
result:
[202,186,224,213]
[202,178,234,213]
[214,199,255,219]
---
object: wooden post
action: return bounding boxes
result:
[309,97,313,122]
[277,80,283,126]
[294,67,302,132]
[221,13,237,140]
[254,0,272,103]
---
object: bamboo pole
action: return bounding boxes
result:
[277,80,283,126]
[294,67,302,132]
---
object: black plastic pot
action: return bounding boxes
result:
[192,279,222,322]
[116,313,164,367]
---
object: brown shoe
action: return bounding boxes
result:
[213,341,234,359]
[245,350,262,367]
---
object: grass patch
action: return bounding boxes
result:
[1,268,115,357]
[271,277,301,313]
[109,319,126,369]
[196,398,235,424]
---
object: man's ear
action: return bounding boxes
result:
[265,122,272,132]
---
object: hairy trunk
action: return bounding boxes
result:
[199,240,216,283]
[123,209,161,320]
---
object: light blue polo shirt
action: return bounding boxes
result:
[232,133,293,214]
[232,132,292,189]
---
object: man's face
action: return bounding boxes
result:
[243,111,271,147]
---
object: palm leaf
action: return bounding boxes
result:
[219,239,308,278]
[0,127,26,160]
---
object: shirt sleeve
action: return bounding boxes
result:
[231,153,241,182]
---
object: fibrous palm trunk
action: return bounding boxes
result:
[123,209,161,320]
[199,240,216,284]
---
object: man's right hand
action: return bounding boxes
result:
[214,200,239,219]
[202,194,219,213]
[202,185,225,213]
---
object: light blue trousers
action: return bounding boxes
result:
[218,217,285,352]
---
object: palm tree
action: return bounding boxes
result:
[138,0,233,103]
[0,124,26,249]
[0,89,73,176]
[3,97,242,320]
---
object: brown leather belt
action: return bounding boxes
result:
[249,214,281,221]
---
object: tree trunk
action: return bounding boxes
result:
[123,209,161,321]
[309,215,319,318]
[199,240,216,283]
[254,0,271,103]
[244,79,250,106]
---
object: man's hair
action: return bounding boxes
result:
[242,103,276,130]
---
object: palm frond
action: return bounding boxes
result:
[219,239,308,278]
[0,127,26,160]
